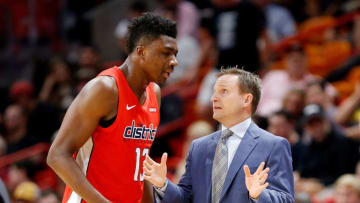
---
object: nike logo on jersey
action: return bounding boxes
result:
[149,107,157,112]
[126,104,136,110]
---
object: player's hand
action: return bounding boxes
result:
[143,153,167,188]
[244,162,270,200]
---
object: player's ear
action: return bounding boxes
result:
[136,45,145,58]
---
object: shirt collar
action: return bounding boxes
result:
[221,117,252,139]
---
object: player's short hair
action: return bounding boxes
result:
[127,13,177,53]
[217,67,261,114]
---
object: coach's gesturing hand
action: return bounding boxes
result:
[244,162,270,200]
[143,153,168,188]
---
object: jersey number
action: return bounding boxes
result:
[134,147,149,181]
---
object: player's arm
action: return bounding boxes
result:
[141,180,154,203]
[47,76,118,203]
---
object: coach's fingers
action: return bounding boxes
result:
[259,167,269,178]
[160,153,168,168]
[244,165,251,177]
[143,160,152,170]
[143,166,151,176]
[259,173,268,184]
[145,154,155,165]
[260,182,269,191]
[255,162,265,175]
[143,174,152,182]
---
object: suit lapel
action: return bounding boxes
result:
[220,123,259,200]
[205,131,221,203]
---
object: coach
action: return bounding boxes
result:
[144,68,294,203]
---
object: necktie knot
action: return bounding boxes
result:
[221,129,233,141]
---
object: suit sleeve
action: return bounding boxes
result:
[258,138,295,203]
[155,143,194,203]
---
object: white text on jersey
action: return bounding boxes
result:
[123,120,157,141]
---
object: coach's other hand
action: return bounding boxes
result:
[244,162,270,200]
[143,153,168,188]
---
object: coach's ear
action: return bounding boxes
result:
[243,93,253,108]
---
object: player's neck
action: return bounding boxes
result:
[120,58,148,102]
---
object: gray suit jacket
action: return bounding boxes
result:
[159,122,294,203]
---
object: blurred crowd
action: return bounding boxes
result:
[1,0,360,202]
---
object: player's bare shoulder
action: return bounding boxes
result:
[76,76,118,116]
[82,76,117,98]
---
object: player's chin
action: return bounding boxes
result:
[156,78,167,87]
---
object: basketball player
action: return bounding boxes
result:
[47,13,178,203]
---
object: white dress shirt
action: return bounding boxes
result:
[222,117,252,168]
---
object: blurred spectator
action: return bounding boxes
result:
[258,43,316,116]
[156,0,199,39]
[9,81,35,115]
[39,58,75,110]
[295,177,325,202]
[77,46,101,72]
[9,80,61,144]
[267,110,306,171]
[335,81,360,139]
[299,16,352,77]
[282,89,306,121]
[265,4,296,43]
[13,181,40,203]
[7,161,36,192]
[333,174,360,203]
[114,1,148,60]
[306,80,337,118]
[299,104,359,185]
[252,0,296,43]
[210,0,266,73]
[38,190,60,203]
[325,15,360,83]
[75,46,102,93]
[3,105,36,154]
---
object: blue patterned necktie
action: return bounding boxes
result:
[211,129,233,203]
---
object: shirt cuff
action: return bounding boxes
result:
[249,196,259,202]
[154,179,168,198]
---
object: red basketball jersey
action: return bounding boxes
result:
[62,67,160,203]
